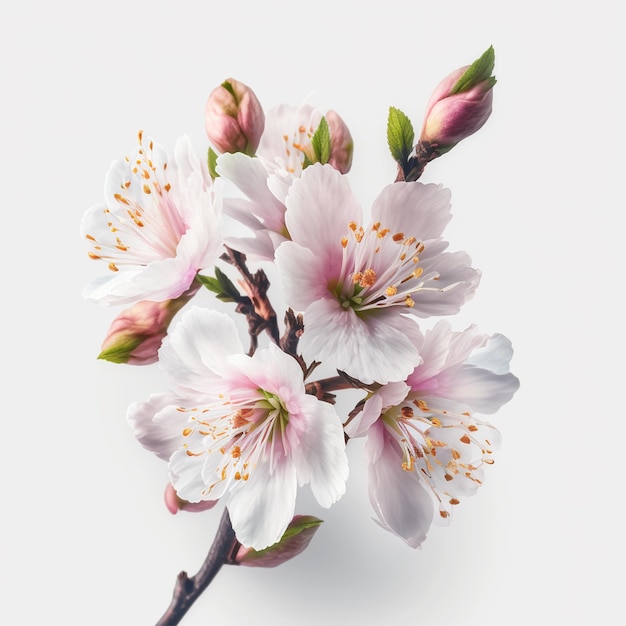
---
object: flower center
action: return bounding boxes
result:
[85,131,187,271]
[177,387,292,496]
[281,123,315,174]
[382,398,497,520]
[335,220,436,313]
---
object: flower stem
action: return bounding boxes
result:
[155,508,238,626]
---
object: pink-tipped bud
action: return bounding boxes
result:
[98,285,198,365]
[205,78,265,156]
[233,515,323,568]
[419,46,496,153]
[164,483,217,514]
[326,109,354,174]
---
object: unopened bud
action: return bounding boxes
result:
[164,483,217,514]
[205,78,265,156]
[98,284,199,365]
[419,46,496,153]
[326,110,354,174]
[234,515,323,568]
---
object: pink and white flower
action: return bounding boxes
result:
[274,164,481,384]
[345,321,520,547]
[217,103,352,260]
[81,132,222,305]
[128,307,349,550]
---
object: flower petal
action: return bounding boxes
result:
[127,393,188,461]
[227,459,298,550]
[366,421,434,548]
[299,298,422,384]
[159,307,244,397]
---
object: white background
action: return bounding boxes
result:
[1,1,624,624]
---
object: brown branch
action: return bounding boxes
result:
[155,508,238,626]
[221,246,280,347]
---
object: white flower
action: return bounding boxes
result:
[81,132,222,305]
[345,321,520,547]
[274,164,481,384]
[217,103,346,260]
[128,307,349,550]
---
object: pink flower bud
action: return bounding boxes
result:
[164,483,217,514]
[326,109,354,174]
[419,47,496,152]
[205,78,265,156]
[234,515,322,568]
[98,285,199,365]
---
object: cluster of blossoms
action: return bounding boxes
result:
[82,46,518,620]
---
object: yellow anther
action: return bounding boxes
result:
[385,285,397,297]
[359,268,376,287]
[405,296,415,308]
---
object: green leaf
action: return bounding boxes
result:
[197,267,240,302]
[310,116,331,165]
[387,106,415,165]
[208,147,219,179]
[451,45,496,95]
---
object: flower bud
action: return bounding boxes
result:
[326,109,354,174]
[419,46,496,153]
[205,78,265,156]
[164,483,217,514]
[98,285,199,365]
[233,515,322,568]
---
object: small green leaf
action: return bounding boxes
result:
[197,267,240,302]
[208,147,219,179]
[387,106,415,166]
[310,116,331,165]
[451,45,496,95]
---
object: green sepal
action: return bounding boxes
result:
[239,516,323,565]
[451,45,496,95]
[387,106,415,166]
[310,116,331,165]
[221,79,237,100]
[208,147,220,179]
[196,267,240,302]
[98,337,143,364]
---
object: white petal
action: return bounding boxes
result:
[299,299,422,384]
[371,181,452,241]
[227,459,298,550]
[467,333,515,374]
[284,164,361,259]
[411,251,481,317]
[274,242,330,310]
[366,422,434,548]
[159,307,243,396]
[438,366,520,414]
[288,394,348,508]
[127,393,188,461]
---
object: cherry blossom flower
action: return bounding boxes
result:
[81,132,222,305]
[128,307,349,550]
[274,164,481,384]
[217,103,352,260]
[345,321,520,547]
